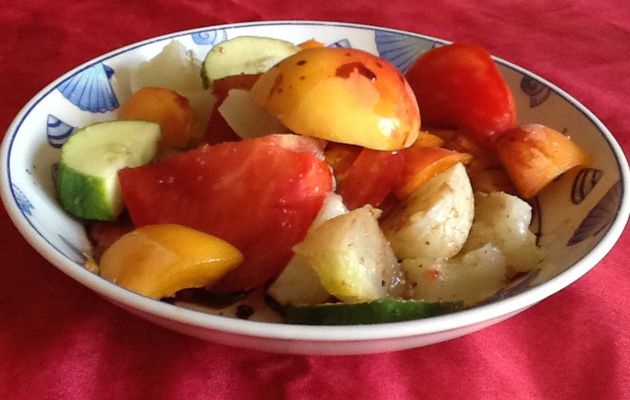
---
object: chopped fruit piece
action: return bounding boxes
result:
[99,224,243,299]
[251,47,420,150]
[406,43,516,148]
[338,149,405,209]
[394,146,472,200]
[118,134,333,292]
[496,124,592,198]
[119,87,194,149]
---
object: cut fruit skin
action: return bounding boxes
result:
[250,47,420,151]
[99,224,243,299]
[119,87,194,149]
[496,124,592,198]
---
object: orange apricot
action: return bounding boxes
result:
[496,124,592,198]
[119,87,194,149]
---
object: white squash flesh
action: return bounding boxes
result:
[402,244,507,306]
[218,89,291,139]
[267,193,347,306]
[294,205,404,303]
[381,162,474,260]
[464,192,544,272]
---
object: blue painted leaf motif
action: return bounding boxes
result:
[375,31,433,73]
[520,76,550,107]
[328,39,351,48]
[568,180,621,246]
[57,63,119,113]
[530,196,543,246]
[482,269,541,304]
[58,235,88,264]
[191,29,228,45]
[12,184,34,216]
[47,114,74,148]
[571,168,603,204]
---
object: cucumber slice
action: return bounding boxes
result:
[56,120,161,220]
[201,36,299,88]
[284,299,464,325]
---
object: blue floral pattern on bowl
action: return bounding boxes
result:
[46,115,74,148]
[57,63,118,113]
[192,29,228,46]
[568,180,622,246]
[375,30,434,73]
[328,38,351,48]
[571,168,603,205]
[11,184,34,216]
[520,75,551,107]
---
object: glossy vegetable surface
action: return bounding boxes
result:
[496,124,592,198]
[118,134,333,292]
[250,47,420,150]
[100,224,243,299]
[405,43,516,148]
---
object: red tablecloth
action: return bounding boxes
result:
[2,1,629,399]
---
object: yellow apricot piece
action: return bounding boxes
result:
[99,224,243,299]
[250,47,420,151]
[496,124,592,198]
[119,87,194,149]
[412,131,445,148]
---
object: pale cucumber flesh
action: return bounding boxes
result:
[57,120,161,220]
[201,36,299,87]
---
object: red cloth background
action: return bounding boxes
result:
[1,1,630,399]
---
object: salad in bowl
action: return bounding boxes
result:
[51,33,591,323]
[2,22,627,353]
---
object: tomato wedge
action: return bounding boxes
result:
[324,142,362,184]
[405,43,516,148]
[119,134,333,293]
[337,148,405,210]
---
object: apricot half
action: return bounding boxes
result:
[496,124,592,198]
[99,224,243,299]
[119,87,194,149]
[250,47,420,150]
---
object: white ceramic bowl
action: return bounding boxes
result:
[2,21,629,355]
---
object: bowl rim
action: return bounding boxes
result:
[2,20,629,342]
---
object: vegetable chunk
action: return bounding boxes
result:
[119,134,333,292]
[463,192,543,272]
[402,244,507,306]
[294,206,404,303]
[381,163,474,260]
[100,224,243,299]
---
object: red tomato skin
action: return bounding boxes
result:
[118,135,333,293]
[405,43,516,148]
[212,74,261,101]
[203,74,262,145]
[337,148,405,210]
[203,108,241,145]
